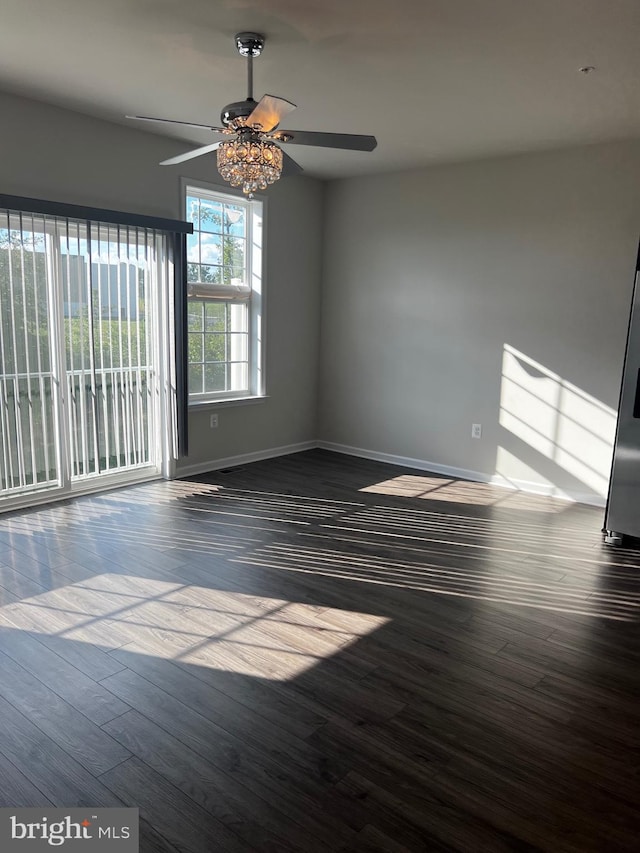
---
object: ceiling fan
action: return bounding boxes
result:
[126,32,377,196]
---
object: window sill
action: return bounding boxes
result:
[189,395,269,411]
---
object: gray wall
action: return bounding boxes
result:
[0,90,324,471]
[319,141,640,503]
[3,88,639,503]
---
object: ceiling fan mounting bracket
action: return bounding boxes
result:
[221,99,257,126]
[235,32,265,57]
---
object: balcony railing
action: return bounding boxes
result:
[0,366,153,495]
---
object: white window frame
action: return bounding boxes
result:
[183,180,265,406]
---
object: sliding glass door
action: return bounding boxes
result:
[0,218,59,495]
[60,222,154,480]
[0,212,170,506]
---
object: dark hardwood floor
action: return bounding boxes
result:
[0,449,639,851]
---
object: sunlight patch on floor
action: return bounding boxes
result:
[360,474,571,511]
[232,542,640,622]
[0,574,389,680]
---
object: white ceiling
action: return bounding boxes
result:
[1,0,639,179]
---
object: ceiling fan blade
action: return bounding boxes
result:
[160,141,222,166]
[281,151,304,177]
[127,115,225,133]
[272,129,377,152]
[246,95,296,133]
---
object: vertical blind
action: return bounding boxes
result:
[0,194,191,497]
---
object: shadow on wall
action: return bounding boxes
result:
[497,344,617,501]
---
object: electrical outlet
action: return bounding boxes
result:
[210,414,219,429]
[471,423,482,439]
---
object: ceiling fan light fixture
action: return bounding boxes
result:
[217,133,283,196]
[130,30,375,184]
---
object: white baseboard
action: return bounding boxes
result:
[317,440,493,483]
[175,439,606,507]
[175,441,316,479]
[316,440,606,508]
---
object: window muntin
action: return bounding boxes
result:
[185,185,263,402]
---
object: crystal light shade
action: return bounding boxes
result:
[217,134,283,197]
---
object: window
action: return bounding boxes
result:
[185,183,263,403]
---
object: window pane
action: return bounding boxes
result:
[199,233,222,265]
[205,303,225,331]
[200,201,223,233]
[199,265,221,284]
[189,363,203,394]
[223,236,245,284]
[204,363,226,392]
[224,205,245,236]
[188,302,203,331]
[225,205,246,237]
[188,334,203,363]
[229,303,248,333]
[229,333,248,362]
[230,362,248,392]
[187,262,199,283]
[204,333,226,363]
[186,197,200,226]
[186,233,199,262]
